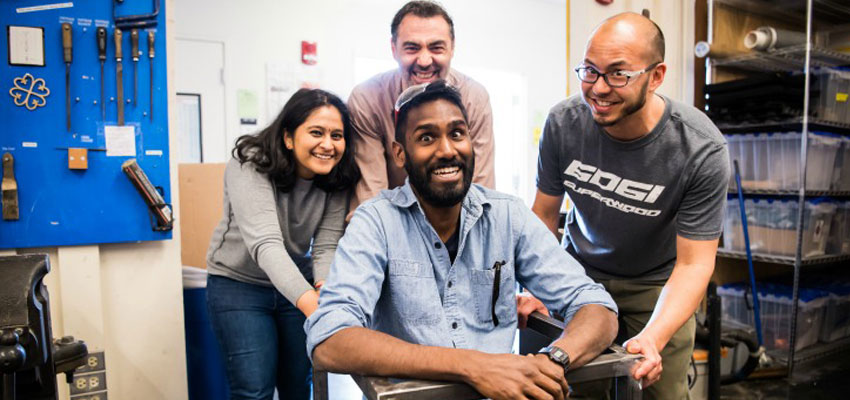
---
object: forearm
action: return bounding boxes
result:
[531,204,561,237]
[313,327,475,382]
[642,261,714,350]
[552,304,618,368]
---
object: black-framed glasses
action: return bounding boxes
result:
[574,62,661,88]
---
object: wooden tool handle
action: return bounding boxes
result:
[147,30,155,59]
[97,27,107,61]
[130,29,139,61]
[62,23,72,63]
[114,28,123,60]
[2,153,13,179]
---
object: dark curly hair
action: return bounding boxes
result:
[232,88,360,193]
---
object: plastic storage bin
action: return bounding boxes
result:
[724,131,844,192]
[818,283,850,343]
[813,68,850,124]
[839,136,850,191]
[723,197,836,257]
[826,201,850,255]
[718,283,828,352]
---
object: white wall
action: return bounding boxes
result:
[174,0,567,202]
[2,1,189,399]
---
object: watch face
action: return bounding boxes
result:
[552,348,566,360]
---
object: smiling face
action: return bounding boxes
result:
[394,98,473,208]
[580,15,665,129]
[392,15,454,86]
[284,105,345,179]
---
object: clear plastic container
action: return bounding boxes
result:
[718,283,828,352]
[828,201,850,255]
[813,68,850,124]
[722,197,835,257]
[806,132,842,191]
[818,283,850,343]
[838,137,850,191]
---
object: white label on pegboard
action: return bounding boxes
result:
[22,142,37,148]
[145,149,163,156]
[17,2,74,13]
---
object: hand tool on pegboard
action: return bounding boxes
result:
[148,30,155,121]
[114,0,160,29]
[97,27,107,121]
[121,159,173,231]
[62,22,72,131]
[2,153,19,220]
[131,29,139,106]
[114,28,124,125]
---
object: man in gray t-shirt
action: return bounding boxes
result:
[528,12,729,400]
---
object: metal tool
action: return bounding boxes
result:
[114,28,124,126]
[121,159,173,230]
[96,27,107,121]
[113,0,160,29]
[148,30,155,121]
[61,23,72,131]
[130,29,139,106]
[2,153,19,220]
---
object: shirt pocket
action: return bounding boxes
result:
[470,262,517,325]
[386,259,441,325]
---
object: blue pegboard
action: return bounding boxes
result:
[1,0,171,248]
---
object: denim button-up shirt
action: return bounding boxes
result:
[305,182,617,359]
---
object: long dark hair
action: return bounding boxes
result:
[233,88,360,193]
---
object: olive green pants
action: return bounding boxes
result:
[598,278,695,400]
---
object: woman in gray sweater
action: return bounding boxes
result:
[205,88,360,400]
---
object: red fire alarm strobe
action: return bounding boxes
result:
[302,41,317,65]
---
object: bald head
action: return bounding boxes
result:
[588,12,665,64]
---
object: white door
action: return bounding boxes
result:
[175,38,227,163]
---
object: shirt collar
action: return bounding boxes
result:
[388,180,491,217]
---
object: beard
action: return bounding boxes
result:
[405,152,474,208]
[592,78,649,127]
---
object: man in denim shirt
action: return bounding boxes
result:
[306,81,618,400]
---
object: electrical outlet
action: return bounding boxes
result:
[71,392,108,400]
[69,371,107,395]
[75,351,106,373]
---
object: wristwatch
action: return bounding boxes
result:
[538,345,571,372]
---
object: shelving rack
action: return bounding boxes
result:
[706,0,850,383]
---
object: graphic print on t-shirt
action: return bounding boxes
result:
[562,159,666,217]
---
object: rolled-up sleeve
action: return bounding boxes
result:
[304,204,388,361]
[512,201,617,321]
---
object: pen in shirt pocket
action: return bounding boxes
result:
[490,260,506,327]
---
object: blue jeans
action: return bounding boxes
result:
[207,275,311,400]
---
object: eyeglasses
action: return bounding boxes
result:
[574,62,661,88]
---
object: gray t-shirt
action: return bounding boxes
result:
[537,95,730,281]
[206,158,348,304]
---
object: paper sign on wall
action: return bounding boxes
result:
[105,125,136,157]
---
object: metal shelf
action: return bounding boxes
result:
[716,250,850,266]
[711,45,850,72]
[768,336,850,380]
[716,118,850,134]
[727,188,850,197]
[715,0,850,27]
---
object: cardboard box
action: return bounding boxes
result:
[178,163,226,269]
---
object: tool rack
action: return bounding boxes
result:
[1,0,171,248]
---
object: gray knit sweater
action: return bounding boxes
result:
[206,158,348,305]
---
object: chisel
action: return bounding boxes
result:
[148,30,155,121]
[131,29,139,106]
[97,27,107,121]
[115,28,124,126]
[62,23,72,131]
[2,153,19,221]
